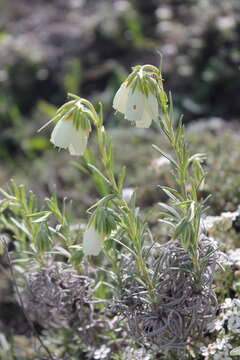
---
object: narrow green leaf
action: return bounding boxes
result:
[188,201,195,222]
[87,194,115,212]
[27,211,51,223]
[67,93,81,101]
[158,219,175,228]
[158,202,181,219]
[129,189,137,210]
[87,164,111,186]
[71,161,89,174]
[0,188,16,200]
[158,185,181,201]
[176,200,193,207]
[10,217,31,237]
[173,218,188,240]
[111,237,136,256]
[118,166,126,193]
[174,116,183,148]
[52,246,71,258]
[152,144,178,168]
[188,153,206,163]
[230,347,240,356]
[11,179,20,199]
[202,194,212,205]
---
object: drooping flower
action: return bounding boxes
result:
[83,207,117,256]
[83,224,104,256]
[50,118,89,156]
[42,98,94,156]
[113,67,160,128]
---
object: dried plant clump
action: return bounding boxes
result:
[114,236,220,352]
[25,262,94,332]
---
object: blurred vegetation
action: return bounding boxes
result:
[0,0,240,163]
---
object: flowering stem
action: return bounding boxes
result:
[97,125,118,192]
[92,111,155,301]
[158,87,203,274]
[120,201,155,300]
[166,112,188,200]
[136,249,155,301]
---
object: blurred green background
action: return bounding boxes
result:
[0,0,240,208]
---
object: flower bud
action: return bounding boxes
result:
[83,224,104,256]
[83,207,117,256]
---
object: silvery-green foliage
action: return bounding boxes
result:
[111,236,220,352]
[25,261,93,330]
[201,298,240,359]
[0,63,231,359]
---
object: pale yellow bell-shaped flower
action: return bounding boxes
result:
[113,82,158,128]
[50,118,88,156]
[82,224,104,256]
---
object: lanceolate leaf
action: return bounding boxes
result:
[10,217,31,238]
[158,202,181,219]
[158,185,182,201]
[173,218,188,240]
[152,144,179,169]
[230,347,240,356]
[118,166,126,193]
[87,164,111,187]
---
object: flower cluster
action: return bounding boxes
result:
[217,247,240,295]
[46,65,163,158]
[113,80,158,128]
[118,346,152,360]
[93,344,111,360]
[41,65,166,257]
[201,338,232,360]
[221,298,240,334]
[202,298,240,359]
[223,248,240,268]
[112,65,164,128]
